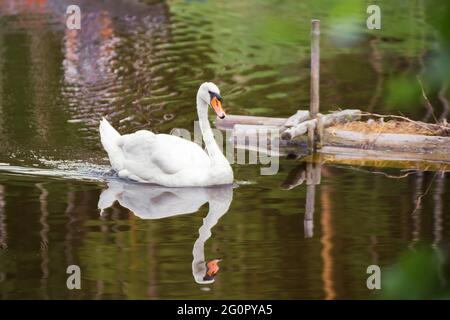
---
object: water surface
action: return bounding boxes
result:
[0,0,449,299]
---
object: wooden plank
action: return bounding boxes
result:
[215,115,287,130]
[233,124,280,132]
[317,146,450,170]
[324,129,450,155]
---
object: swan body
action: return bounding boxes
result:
[99,82,233,187]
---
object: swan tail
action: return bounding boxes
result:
[99,118,124,171]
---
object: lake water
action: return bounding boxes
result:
[0,0,449,299]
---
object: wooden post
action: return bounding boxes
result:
[307,123,315,152]
[304,183,315,238]
[310,19,320,119]
[316,113,324,149]
[304,162,321,238]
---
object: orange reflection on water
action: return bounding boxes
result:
[320,184,336,300]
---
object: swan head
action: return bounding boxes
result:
[197,82,226,119]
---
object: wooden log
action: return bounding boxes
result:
[233,124,280,132]
[281,109,361,140]
[231,124,301,155]
[215,115,287,130]
[233,124,281,146]
[323,129,450,155]
[310,20,320,118]
[317,146,450,170]
[284,110,310,127]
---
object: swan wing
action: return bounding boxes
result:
[118,131,211,180]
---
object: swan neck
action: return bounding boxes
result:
[197,98,226,164]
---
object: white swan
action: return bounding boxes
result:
[99,82,233,187]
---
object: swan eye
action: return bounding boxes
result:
[208,90,223,102]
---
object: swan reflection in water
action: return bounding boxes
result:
[98,179,233,284]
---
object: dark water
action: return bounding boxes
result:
[0,0,449,299]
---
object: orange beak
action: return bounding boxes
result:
[210,96,226,119]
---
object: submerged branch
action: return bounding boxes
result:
[411,172,438,216]
[330,164,420,179]
[438,81,449,121]
[417,75,438,123]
